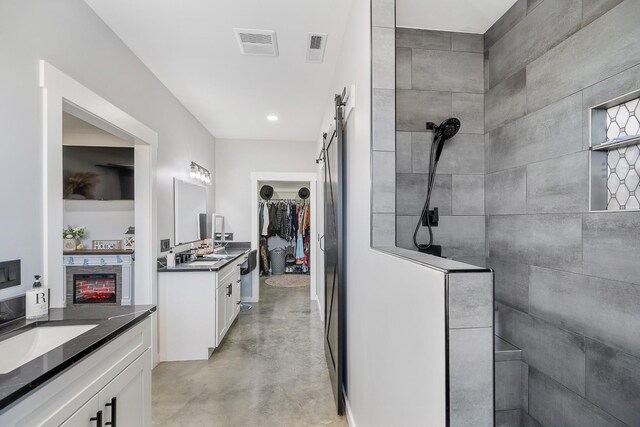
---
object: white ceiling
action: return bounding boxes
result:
[84,0,352,142]
[397,0,518,33]
[85,0,516,142]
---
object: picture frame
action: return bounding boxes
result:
[92,240,122,250]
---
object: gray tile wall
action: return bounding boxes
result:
[395,28,485,261]
[371,0,396,247]
[372,1,639,425]
[448,277,494,427]
[486,1,640,426]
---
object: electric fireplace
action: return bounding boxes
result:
[73,273,117,304]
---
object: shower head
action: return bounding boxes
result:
[426,117,461,163]
[438,118,460,141]
[426,118,461,141]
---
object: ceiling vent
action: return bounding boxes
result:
[306,33,327,63]
[234,28,278,57]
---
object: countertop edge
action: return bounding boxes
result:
[157,249,249,273]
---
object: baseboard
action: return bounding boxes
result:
[241,297,259,303]
[343,387,356,427]
[315,297,324,321]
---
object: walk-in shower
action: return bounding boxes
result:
[413,117,460,257]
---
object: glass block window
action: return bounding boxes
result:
[606,98,640,141]
[607,144,640,210]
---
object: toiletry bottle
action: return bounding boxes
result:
[26,275,48,319]
[166,249,176,268]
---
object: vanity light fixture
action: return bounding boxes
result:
[189,161,212,185]
[267,115,278,122]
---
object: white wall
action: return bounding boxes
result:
[64,200,134,243]
[319,0,447,424]
[215,139,317,242]
[0,0,215,301]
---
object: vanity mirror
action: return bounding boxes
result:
[173,178,207,245]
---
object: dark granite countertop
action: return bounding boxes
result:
[0,304,155,412]
[158,247,250,273]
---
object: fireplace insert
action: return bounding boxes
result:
[73,273,117,304]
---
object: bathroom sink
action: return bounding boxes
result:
[188,260,220,267]
[0,324,98,374]
[203,254,235,260]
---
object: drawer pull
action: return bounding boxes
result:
[105,397,117,427]
[90,410,103,427]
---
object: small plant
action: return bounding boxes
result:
[63,225,86,240]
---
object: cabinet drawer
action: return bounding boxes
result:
[217,264,236,288]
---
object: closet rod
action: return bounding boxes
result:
[259,199,309,203]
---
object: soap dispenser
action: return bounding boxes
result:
[166,249,176,268]
[26,275,48,319]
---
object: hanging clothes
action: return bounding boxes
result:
[303,203,310,237]
[259,236,270,274]
[260,202,270,236]
[295,229,305,262]
[259,198,311,273]
[268,203,278,236]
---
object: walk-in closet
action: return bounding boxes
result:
[258,181,312,282]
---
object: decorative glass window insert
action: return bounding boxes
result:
[589,92,640,212]
[606,145,640,210]
[605,98,640,142]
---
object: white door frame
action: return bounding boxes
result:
[40,60,158,309]
[249,172,318,303]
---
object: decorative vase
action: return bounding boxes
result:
[64,238,76,250]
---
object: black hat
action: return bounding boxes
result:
[260,185,274,200]
[298,187,310,200]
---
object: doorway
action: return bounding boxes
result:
[249,173,318,306]
[41,61,157,309]
[40,61,159,364]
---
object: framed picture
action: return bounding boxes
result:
[92,240,122,250]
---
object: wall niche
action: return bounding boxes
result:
[589,91,640,211]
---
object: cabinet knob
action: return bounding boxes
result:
[90,410,103,427]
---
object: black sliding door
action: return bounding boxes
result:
[323,93,346,415]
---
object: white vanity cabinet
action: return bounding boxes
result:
[158,253,248,362]
[216,264,242,344]
[1,317,152,427]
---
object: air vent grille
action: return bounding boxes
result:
[234,29,278,57]
[306,33,327,63]
[310,35,323,50]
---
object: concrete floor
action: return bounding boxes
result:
[152,277,347,427]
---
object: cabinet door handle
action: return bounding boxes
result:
[105,397,117,427]
[227,284,232,296]
[90,410,103,427]
[319,234,325,251]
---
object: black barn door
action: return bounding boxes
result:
[323,93,346,415]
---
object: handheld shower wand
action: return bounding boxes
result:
[413,118,460,256]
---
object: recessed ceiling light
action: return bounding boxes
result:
[267,115,278,122]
